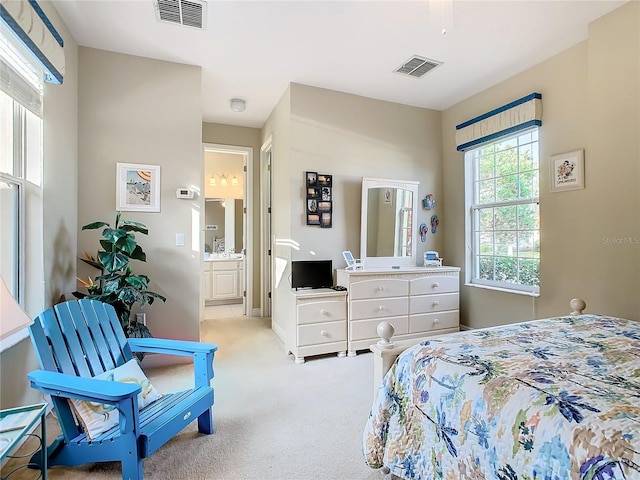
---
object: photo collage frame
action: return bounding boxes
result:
[305,171,332,228]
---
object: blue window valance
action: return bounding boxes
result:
[1,0,65,84]
[455,93,542,151]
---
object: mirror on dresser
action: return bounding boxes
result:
[360,177,420,268]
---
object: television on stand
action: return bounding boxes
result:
[291,260,333,290]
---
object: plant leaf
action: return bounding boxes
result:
[120,220,149,235]
[82,221,109,230]
[129,245,147,262]
[126,275,150,289]
[98,251,129,272]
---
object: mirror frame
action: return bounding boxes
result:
[360,177,420,268]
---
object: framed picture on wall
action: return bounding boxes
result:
[306,171,318,186]
[307,213,320,225]
[549,149,585,193]
[116,163,161,212]
[320,212,332,228]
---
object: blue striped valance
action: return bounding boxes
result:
[455,93,542,151]
[0,0,65,84]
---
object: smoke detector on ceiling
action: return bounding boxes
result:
[394,55,442,78]
[154,0,207,29]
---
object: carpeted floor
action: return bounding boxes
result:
[2,315,387,480]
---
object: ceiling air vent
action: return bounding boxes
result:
[394,55,442,78]
[155,0,206,29]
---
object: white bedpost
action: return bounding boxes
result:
[370,321,405,399]
[570,298,586,315]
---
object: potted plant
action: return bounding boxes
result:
[76,212,166,344]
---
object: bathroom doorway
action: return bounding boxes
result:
[202,144,253,319]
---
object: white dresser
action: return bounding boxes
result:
[336,266,460,355]
[289,288,348,364]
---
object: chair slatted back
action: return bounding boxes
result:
[30,299,133,378]
[29,299,135,441]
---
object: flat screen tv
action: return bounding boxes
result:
[291,260,333,290]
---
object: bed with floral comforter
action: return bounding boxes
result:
[363,314,640,479]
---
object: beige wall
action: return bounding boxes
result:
[442,1,639,328]
[263,83,443,340]
[1,0,79,409]
[77,48,203,365]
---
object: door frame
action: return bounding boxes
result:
[203,143,253,315]
[260,135,273,318]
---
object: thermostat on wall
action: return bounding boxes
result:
[176,187,195,199]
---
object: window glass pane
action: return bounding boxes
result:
[478,208,493,231]
[495,257,517,284]
[0,180,19,292]
[25,108,42,185]
[478,256,494,281]
[478,179,495,203]
[519,259,540,287]
[496,174,518,201]
[479,232,494,255]
[478,155,494,180]
[0,91,14,175]
[494,205,517,231]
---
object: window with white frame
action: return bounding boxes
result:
[0,30,44,349]
[465,128,540,294]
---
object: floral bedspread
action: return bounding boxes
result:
[363,315,640,479]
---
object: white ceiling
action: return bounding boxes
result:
[51,0,626,129]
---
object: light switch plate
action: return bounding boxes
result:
[176,233,185,246]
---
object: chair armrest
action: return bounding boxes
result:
[27,370,141,403]
[127,338,218,357]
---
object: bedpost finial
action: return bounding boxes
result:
[570,298,586,315]
[376,321,395,349]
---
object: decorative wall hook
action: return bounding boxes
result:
[422,194,436,209]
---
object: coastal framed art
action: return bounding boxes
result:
[549,149,584,193]
[116,163,161,212]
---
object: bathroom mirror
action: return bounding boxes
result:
[360,177,419,268]
[204,198,243,255]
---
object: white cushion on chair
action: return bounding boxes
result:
[69,359,162,440]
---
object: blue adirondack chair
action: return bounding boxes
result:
[27,299,217,480]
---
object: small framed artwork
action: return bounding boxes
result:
[321,186,331,201]
[317,174,332,187]
[384,188,392,204]
[318,201,332,212]
[116,163,161,212]
[320,212,332,228]
[306,171,318,186]
[307,213,320,225]
[307,198,318,213]
[550,149,585,193]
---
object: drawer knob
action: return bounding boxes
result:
[320,330,329,337]
[432,301,440,307]
[378,285,386,291]
[432,282,440,288]
[378,305,385,311]
[320,309,327,315]
[433,318,440,324]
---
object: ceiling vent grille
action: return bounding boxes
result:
[395,55,442,78]
[155,0,206,29]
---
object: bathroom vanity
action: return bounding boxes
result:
[204,255,244,304]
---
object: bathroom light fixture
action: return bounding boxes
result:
[231,175,238,186]
[220,174,228,186]
[229,98,246,112]
[209,174,216,186]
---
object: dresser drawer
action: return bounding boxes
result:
[349,278,409,300]
[410,310,459,333]
[350,316,409,341]
[298,321,346,347]
[410,293,459,314]
[350,297,408,320]
[297,300,346,325]
[410,275,459,295]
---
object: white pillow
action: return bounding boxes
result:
[69,359,162,440]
